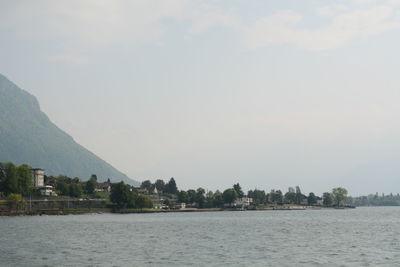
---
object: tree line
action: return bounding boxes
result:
[0,161,350,209]
[346,193,400,206]
[110,181,153,210]
[137,178,349,208]
[0,162,105,198]
[0,162,33,196]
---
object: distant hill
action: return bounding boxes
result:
[0,74,139,185]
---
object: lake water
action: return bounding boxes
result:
[1,207,400,266]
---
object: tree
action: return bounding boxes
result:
[332,187,348,207]
[163,198,171,208]
[177,190,190,203]
[223,188,238,206]
[85,176,97,195]
[55,176,70,196]
[69,182,83,198]
[16,164,33,195]
[295,186,302,204]
[212,190,224,207]
[205,190,214,207]
[187,189,197,203]
[165,177,178,194]
[154,179,165,192]
[270,190,283,204]
[3,162,18,195]
[196,188,206,208]
[140,180,153,192]
[323,192,333,206]
[284,192,296,204]
[110,182,134,208]
[307,192,317,205]
[135,194,153,210]
[0,163,5,192]
[233,183,244,198]
[248,189,266,205]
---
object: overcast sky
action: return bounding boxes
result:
[1,0,400,195]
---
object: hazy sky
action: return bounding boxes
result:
[1,0,400,195]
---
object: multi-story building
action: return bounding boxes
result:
[31,168,45,188]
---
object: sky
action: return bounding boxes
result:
[1,0,400,195]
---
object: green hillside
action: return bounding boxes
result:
[0,74,138,185]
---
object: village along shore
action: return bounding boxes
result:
[1,162,356,216]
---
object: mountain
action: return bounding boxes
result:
[0,74,139,185]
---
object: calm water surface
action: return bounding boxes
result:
[1,207,400,266]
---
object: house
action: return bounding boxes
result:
[39,185,57,196]
[31,168,45,187]
[234,197,253,207]
[44,176,57,187]
[316,197,323,206]
[174,202,186,209]
[154,203,168,209]
[95,182,111,193]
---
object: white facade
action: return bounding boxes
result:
[176,202,186,209]
[39,185,57,196]
[32,168,45,187]
[234,197,253,207]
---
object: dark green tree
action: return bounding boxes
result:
[295,186,303,204]
[163,198,171,208]
[55,176,70,196]
[16,164,33,195]
[284,192,296,204]
[307,192,317,205]
[110,181,133,208]
[223,188,238,206]
[196,188,206,208]
[323,192,333,206]
[233,183,244,198]
[135,194,153,210]
[69,182,83,198]
[177,190,190,203]
[90,174,98,181]
[154,179,165,192]
[0,162,5,192]
[205,191,214,207]
[165,177,178,194]
[248,189,267,205]
[270,190,283,204]
[4,162,18,194]
[140,180,153,192]
[85,176,97,195]
[212,190,224,207]
[187,189,197,203]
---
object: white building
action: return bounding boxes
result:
[234,197,253,207]
[39,185,57,196]
[31,168,45,187]
[175,202,186,209]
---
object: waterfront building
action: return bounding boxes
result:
[39,185,57,196]
[31,168,45,188]
[172,202,186,209]
[234,197,253,207]
[95,182,111,192]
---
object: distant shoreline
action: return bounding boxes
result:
[0,205,358,217]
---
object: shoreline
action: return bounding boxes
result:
[0,205,356,217]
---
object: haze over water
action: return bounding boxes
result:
[1,208,400,266]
